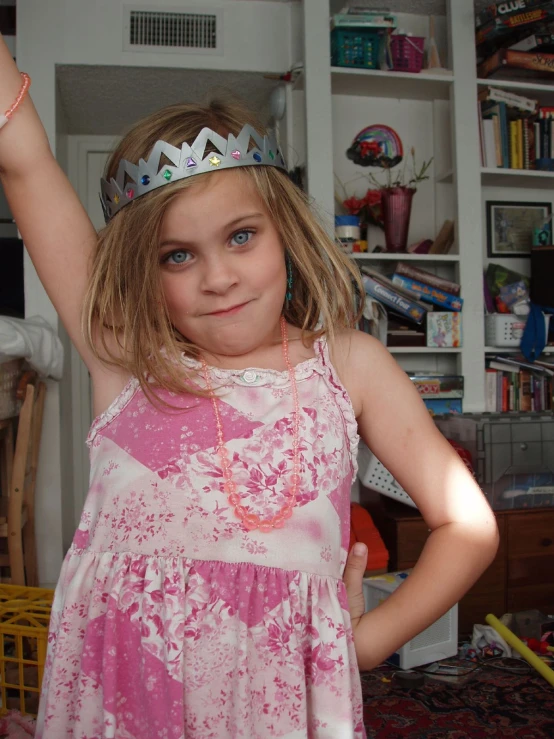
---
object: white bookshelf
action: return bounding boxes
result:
[351,253,459,262]
[300,0,484,410]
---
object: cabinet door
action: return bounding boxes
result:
[507,511,554,615]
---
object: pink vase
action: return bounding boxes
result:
[381,187,416,253]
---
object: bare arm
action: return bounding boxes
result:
[335,331,499,670]
[0,33,106,375]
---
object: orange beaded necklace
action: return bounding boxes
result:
[201,316,301,533]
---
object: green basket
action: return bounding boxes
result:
[331,27,383,69]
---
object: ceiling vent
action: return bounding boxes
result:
[123,6,223,55]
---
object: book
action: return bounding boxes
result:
[392,274,463,311]
[483,118,498,167]
[395,262,461,296]
[478,86,538,114]
[429,219,455,254]
[361,275,427,325]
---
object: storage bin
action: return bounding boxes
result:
[0,359,24,421]
[0,585,54,716]
[390,35,425,73]
[331,27,383,69]
[485,312,550,347]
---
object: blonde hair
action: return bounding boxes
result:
[83,99,363,400]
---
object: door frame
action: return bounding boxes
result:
[66,136,115,523]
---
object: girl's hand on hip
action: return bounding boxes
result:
[343,543,367,633]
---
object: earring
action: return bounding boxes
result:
[286,254,293,303]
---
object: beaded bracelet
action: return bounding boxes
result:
[0,72,31,131]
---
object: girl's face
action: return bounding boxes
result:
[158,170,287,359]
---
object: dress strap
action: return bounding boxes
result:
[314,335,359,477]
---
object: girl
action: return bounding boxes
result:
[0,34,498,739]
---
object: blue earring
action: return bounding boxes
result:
[286,254,293,303]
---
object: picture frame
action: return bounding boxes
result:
[486,200,552,258]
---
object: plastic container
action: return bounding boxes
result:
[0,585,54,717]
[485,312,550,347]
[390,34,425,73]
[331,28,383,69]
[335,214,361,254]
[0,359,24,421]
[357,442,417,508]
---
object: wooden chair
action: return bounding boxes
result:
[0,376,45,586]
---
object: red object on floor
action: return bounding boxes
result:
[349,503,389,571]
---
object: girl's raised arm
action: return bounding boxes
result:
[0,34,102,374]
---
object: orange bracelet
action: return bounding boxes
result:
[0,72,31,130]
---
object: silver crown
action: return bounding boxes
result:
[99,124,287,222]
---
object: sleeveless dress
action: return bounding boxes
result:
[36,337,366,739]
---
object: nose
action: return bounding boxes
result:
[199,252,239,295]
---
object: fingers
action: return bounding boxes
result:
[343,543,368,626]
[343,543,368,590]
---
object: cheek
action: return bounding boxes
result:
[161,275,195,317]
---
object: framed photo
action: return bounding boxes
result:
[486,201,551,258]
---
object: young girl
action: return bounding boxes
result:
[0,34,498,739]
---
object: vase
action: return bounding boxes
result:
[381,186,416,253]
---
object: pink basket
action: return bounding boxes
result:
[391,35,425,73]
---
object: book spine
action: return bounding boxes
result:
[517,118,524,169]
[499,102,510,167]
[395,262,461,296]
[485,369,497,412]
[493,114,503,166]
[392,275,463,311]
[480,86,537,113]
[535,120,541,161]
[523,118,530,169]
[510,120,518,168]
[362,275,427,324]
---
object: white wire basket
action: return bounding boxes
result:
[357,442,417,508]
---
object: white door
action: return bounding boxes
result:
[67,138,116,522]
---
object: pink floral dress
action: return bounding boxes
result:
[36,337,365,738]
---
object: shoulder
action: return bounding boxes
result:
[326,329,398,417]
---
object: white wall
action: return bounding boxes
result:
[17,0,296,585]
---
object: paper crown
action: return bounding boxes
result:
[99,124,287,222]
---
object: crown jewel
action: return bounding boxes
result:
[99,124,287,223]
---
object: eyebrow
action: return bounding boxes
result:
[159,212,265,249]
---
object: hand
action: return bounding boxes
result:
[343,543,368,632]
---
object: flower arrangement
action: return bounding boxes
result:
[368,148,433,191]
[336,148,433,230]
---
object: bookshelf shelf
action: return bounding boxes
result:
[351,253,460,262]
[389,347,462,354]
[485,346,554,355]
[477,77,554,106]
[481,167,554,188]
[331,67,454,100]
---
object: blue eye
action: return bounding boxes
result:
[231,229,254,246]
[164,250,191,265]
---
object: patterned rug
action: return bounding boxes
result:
[361,662,554,738]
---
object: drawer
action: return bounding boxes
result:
[507,511,554,558]
[507,584,554,615]
[396,519,430,564]
[508,552,554,589]
[459,590,506,635]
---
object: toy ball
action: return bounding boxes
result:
[346,125,404,168]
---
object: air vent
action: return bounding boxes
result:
[123,6,223,55]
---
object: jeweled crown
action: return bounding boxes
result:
[99,124,287,223]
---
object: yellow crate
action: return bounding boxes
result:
[0,585,54,717]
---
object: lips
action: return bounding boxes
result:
[207,301,250,316]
